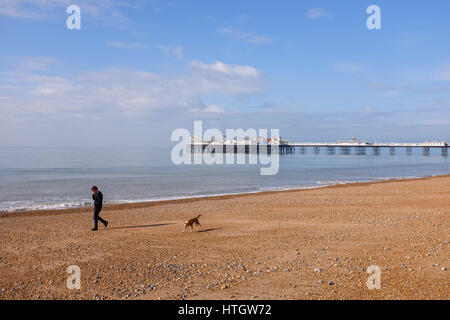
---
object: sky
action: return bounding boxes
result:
[1,0,450,147]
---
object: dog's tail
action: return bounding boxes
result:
[196,214,202,218]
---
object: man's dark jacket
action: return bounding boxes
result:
[92,191,103,211]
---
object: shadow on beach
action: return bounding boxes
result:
[197,227,223,233]
[102,223,175,231]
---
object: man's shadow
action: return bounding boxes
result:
[101,223,175,231]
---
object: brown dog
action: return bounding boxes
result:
[183,214,202,232]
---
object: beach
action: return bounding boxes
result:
[0,175,449,300]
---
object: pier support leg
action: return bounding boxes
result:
[340,147,350,155]
[423,147,430,156]
[372,146,380,156]
[314,146,320,155]
[406,146,412,156]
[442,147,448,157]
[389,147,395,156]
[300,147,306,154]
[327,147,335,155]
[355,147,366,155]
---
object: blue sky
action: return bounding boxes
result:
[1,0,450,147]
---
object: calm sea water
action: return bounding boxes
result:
[0,146,449,212]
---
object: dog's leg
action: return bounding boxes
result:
[182,225,187,233]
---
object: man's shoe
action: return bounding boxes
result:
[91,228,98,231]
[104,221,108,229]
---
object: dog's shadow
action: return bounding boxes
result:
[197,227,223,233]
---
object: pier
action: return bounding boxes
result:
[189,138,448,157]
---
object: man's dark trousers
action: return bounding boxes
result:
[93,208,107,229]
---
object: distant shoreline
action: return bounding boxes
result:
[2,173,449,218]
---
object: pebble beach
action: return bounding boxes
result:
[0,175,449,300]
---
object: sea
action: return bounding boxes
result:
[0,146,449,213]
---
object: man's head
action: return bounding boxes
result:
[91,186,98,194]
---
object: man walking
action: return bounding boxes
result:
[91,186,108,231]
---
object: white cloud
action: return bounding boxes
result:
[359,106,377,115]
[0,0,130,23]
[364,82,402,96]
[0,60,265,120]
[190,60,261,77]
[333,61,364,75]
[3,56,62,70]
[0,0,51,19]
[307,8,333,20]
[157,45,184,58]
[238,14,248,22]
[189,104,226,113]
[436,65,450,81]
[205,104,225,113]
[218,27,272,45]
[189,61,265,97]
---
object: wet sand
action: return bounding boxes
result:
[0,175,449,300]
